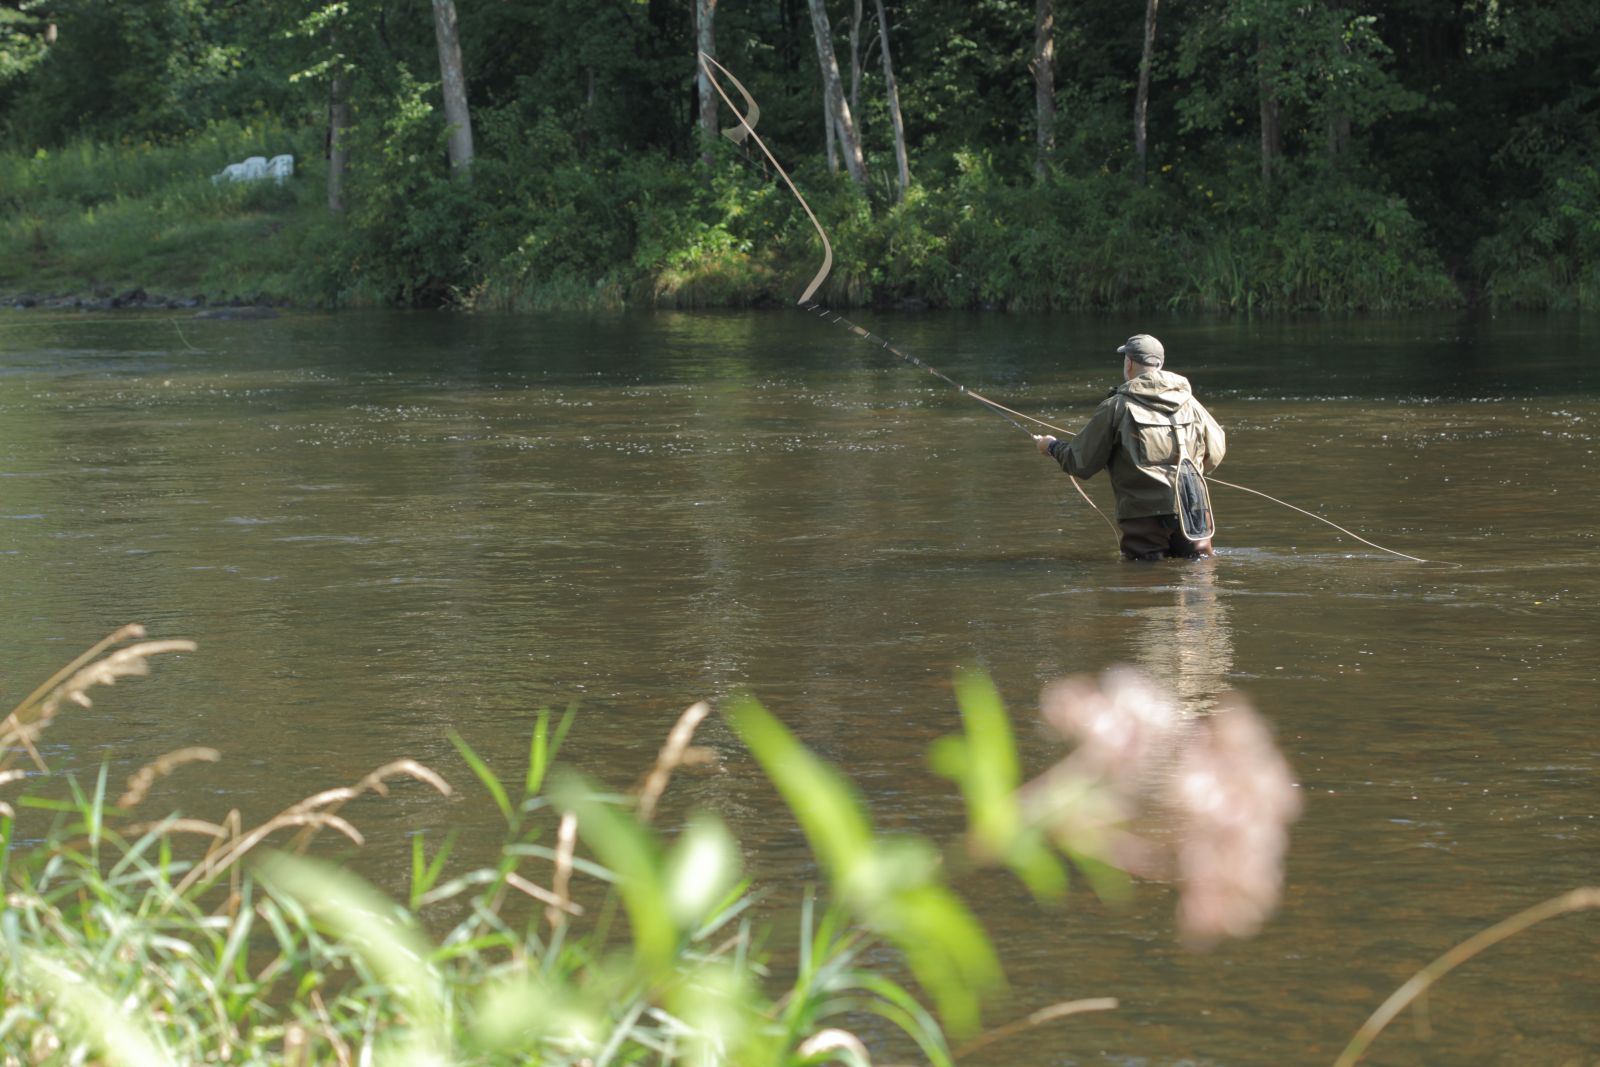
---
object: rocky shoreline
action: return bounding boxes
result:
[1,287,292,315]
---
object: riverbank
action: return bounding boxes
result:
[3,124,1593,315]
[0,288,291,312]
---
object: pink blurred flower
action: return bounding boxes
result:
[1167,692,1301,947]
[1038,666,1183,792]
[1025,668,1300,946]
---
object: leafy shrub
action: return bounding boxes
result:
[1475,160,1600,310]
[1168,176,1460,311]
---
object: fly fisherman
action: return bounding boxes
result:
[1034,334,1226,560]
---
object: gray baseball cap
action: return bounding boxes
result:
[1117,334,1165,367]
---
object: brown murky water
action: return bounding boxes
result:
[0,309,1595,1064]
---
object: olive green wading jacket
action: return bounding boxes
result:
[1050,370,1226,521]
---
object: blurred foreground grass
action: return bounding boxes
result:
[0,627,1320,1065]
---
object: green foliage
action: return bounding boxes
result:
[1174,0,1422,151]
[334,66,483,306]
[5,630,1173,1064]
[1166,173,1459,311]
[0,0,303,147]
[1,0,1595,309]
[0,4,51,88]
[1476,158,1600,310]
[727,695,1004,1036]
[932,671,1068,900]
[258,853,452,1061]
[0,717,932,1064]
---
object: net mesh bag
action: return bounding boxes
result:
[1175,456,1215,541]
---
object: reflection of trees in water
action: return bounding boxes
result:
[1128,562,1233,716]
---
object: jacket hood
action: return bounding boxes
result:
[1115,369,1193,413]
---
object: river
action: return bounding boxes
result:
[0,308,1594,1064]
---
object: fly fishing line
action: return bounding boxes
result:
[699,53,1452,567]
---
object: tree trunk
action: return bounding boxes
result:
[1032,0,1055,179]
[824,72,839,172]
[431,0,474,178]
[1323,4,1350,167]
[1133,0,1159,185]
[327,72,350,213]
[873,0,909,199]
[695,0,719,166]
[780,0,799,71]
[849,0,864,142]
[806,0,867,187]
[1325,109,1350,162]
[1258,46,1280,187]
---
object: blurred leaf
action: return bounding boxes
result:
[548,770,677,972]
[725,698,874,878]
[256,851,447,1057]
[889,883,1005,1037]
[664,958,766,1065]
[1066,847,1134,907]
[21,953,177,1067]
[729,696,1003,1037]
[664,812,740,929]
[936,670,1067,901]
[473,967,600,1053]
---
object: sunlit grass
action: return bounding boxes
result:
[0,630,993,1064]
[0,122,334,300]
[0,628,1327,1064]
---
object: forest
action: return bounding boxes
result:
[1,0,1597,311]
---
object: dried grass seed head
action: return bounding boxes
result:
[117,746,221,809]
[44,640,198,715]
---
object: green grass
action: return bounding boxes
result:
[0,629,1078,1065]
[0,121,339,302]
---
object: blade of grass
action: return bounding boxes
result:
[450,731,513,826]
[409,830,457,910]
[724,698,873,877]
[526,704,578,797]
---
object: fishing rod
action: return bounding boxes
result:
[797,300,1121,539]
[803,297,1446,564]
[697,53,1452,567]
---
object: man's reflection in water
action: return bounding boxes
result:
[1130,560,1234,716]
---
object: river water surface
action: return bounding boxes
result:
[0,309,1595,1064]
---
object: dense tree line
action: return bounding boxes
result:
[1,0,1596,309]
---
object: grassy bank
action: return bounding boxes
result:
[0,121,337,306]
[2,126,1592,314]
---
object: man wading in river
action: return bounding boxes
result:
[1034,334,1226,560]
